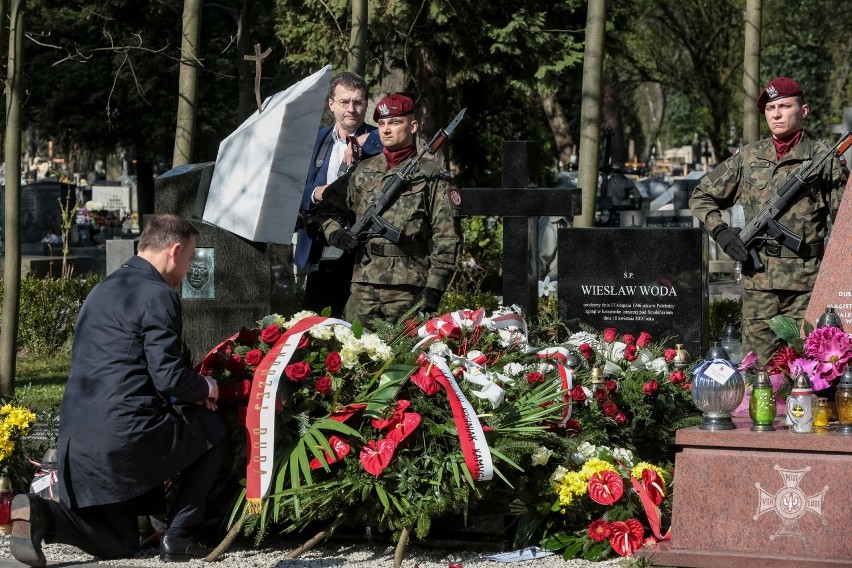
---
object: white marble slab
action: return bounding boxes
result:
[92,184,131,213]
[203,65,331,243]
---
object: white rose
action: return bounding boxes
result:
[361,333,382,354]
[611,447,635,467]
[340,346,361,368]
[531,446,554,466]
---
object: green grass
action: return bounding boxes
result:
[14,348,71,412]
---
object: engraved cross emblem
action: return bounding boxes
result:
[754,465,828,541]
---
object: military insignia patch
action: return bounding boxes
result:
[751,161,771,168]
[449,189,462,206]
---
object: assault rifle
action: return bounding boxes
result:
[348,108,466,264]
[739,130,852,271]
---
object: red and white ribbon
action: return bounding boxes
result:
[413,308,486,349]
[535,346,573,425]
[245,316,348,510]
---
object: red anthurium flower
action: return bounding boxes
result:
[642,468,667,506]
[330,403,366,423]
[603,328,618,343]
[386,412,421,445]
[588,470,624,505]
[588,519,611,542]
[309,435,352,470]
[372,400,411,431]
[608,519,644,556]
[359,438,396,476]
[637,332,652,348]
[411,365,442,396]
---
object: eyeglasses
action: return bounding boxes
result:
[331,98,366,110]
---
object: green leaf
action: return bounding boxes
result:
[583,541,611,561]
[765,315,804,349]
[360,364,416,418]
[351,319,363,339]
[374,484,391,511]
[489,447,523,471]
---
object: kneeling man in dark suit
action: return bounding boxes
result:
[11,214,227,565]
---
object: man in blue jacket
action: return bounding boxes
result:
[296,71,382,316]
[10,214,227,565]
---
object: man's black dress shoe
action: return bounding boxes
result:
[10,494,49,568]
[159,534,211,562]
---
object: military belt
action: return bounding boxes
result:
[762,241,824,259]
[369,242,430,257]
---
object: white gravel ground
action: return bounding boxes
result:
[1,535,634,567]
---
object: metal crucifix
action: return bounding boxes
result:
[244,43,272,113]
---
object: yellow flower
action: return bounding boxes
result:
[580,457,616,479]
[632,462,667,481]
[1,405,36,433]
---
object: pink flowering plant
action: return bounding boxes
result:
[767,315,852,392]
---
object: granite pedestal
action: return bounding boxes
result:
[649,418,852,567]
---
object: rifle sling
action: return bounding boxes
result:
[762,241,824,259]
[369,241,431,257]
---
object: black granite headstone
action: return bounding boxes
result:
[155,163,293,363]
[460,141,580,316]
[557,227,707,355]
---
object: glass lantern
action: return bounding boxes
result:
[672,344,691,370]
[0,474,13,535]
[719,322,744,365]
[749,369,776,431]
[590,364,608,402]
[692,346,745,430]
[786,373,818,433]
[836,369,852,434]
[816,306,844,330]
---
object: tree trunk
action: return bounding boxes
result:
[414,47,448,164]
[575,0,606,228]
[348,0,367,76]
[237,0,255,122]
[742,0,762,144]
[539,91,574,168]
[636,82,665,161]
[1,0,25,399]
[173,0,202,167]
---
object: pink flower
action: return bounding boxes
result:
[637,332,652,348]
[803,326,852,390]
[603,328,618,343]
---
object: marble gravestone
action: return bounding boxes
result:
[155,66,331,362]
[804,175,852,328]
[557,227,707,355]
[203,64,331,243]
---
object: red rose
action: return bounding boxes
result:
[236,326,260,346]
[579,343,595,360]
[608,519,644,557]
[285,361,312,382]
[325,352,342,373]
[570,385,586,402]
[623,344,637,362]
[315,375,332,396]
[664,348,677,362]
[682,382,692,391]
[603,328,618,343]
[615,412,628,426]
[564,418,581,436]
[669,370,686,384]
[526,371,545,385]
[588,519,611,542]
[244,349,263,367]
[622,334,636,346]
[260,323,282,345]
[224,354,246,374]
[297,334,310,350]
[637,332,652,348]
[199,349,225,374]
[594,389,609,402]
[602,402,618,417]
[606,379,617,393]
[643,381,659,396]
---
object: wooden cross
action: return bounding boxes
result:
[460,141,581,316]
[244,43,272,114]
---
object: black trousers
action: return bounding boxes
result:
[44,438,226,559]
[303,252,355,318]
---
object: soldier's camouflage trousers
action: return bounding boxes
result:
[741,288,810,366]
[344,282,424,325]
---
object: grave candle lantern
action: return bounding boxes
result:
[749,369,776,431]
[692,345,745,430]
[836,369,852,434]
[0,474,13,535]
[672,344,691,370]
[719,322,744,365]
[786,373,817,433]
[590,364,607,400]
[816,306,843,330]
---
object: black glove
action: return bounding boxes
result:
[328,229,358,252]
[712,224,748,263]
[422,287,443,313]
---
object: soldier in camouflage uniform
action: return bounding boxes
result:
[316,93,462,324]
[690,77,848,364]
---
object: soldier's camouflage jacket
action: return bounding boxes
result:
[319,152,462,291]
[690,132,848,291]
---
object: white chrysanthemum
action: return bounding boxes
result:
[536,362,554,374]
[531,446,554,466]
[285,310,316,327]
[342,334,362,353]
[498,328,528,348]
[480,317,497,331]
[611,447,635,467]
[428,341,451,358]
[308,325,334,340]
[566,331,598,348]
[333,325,354,342]
[502,362,524,376]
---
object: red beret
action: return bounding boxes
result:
[757,77,804,113]
[373,93,415,121]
